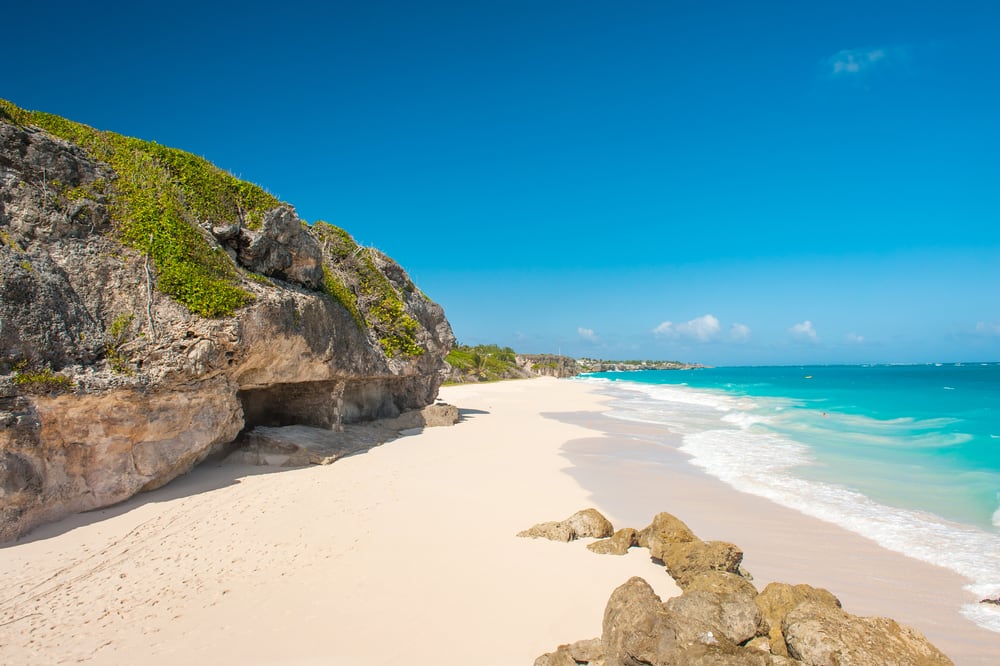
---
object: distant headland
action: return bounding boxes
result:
[444,344,704,383]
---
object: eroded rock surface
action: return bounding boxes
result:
[228,403,460,467]
[666,571,765,645]
[587,527,639,556]
[602,577,759,665]
[783,601,953,666]
[534,512,954,665]
[0,118,455,541]
[640,511,747,588]
[755,582,842,658]
[534,638,604,666]
[518,508,614,542]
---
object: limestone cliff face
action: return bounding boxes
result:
[0,110,454,541]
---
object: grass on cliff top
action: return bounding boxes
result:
[313,222,423,358]
[0,98,280,317]
[0,99,424,358]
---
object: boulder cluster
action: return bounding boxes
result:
[523,510,953,666]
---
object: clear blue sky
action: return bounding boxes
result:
[6,0,999,365]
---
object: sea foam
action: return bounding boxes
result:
[584,376,1000,634]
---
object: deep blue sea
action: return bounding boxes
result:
[581,363,1000,632]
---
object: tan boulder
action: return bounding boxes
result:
[636,512,745,588]
[587,528,639,555]
[602,576,753,665]
[533,646,577,666]
[755,582,841,657]
[637,511,698,552]
[535,638,603,665]
[666,570,766,645]
[517,521,576,542]
[518,508,613,542]
[377,402,459,430]
[567,638,603,663]
[783,600,953,665]
[659,539,745,588]
[564,508,615,539]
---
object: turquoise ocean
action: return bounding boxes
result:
[581,364,1000,633]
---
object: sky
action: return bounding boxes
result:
[5,0,999,365]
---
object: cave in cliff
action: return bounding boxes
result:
[340,380,402,423]
[238,381,344,430]
[237,378,408,431]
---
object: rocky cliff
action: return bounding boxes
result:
[0,100,455,541]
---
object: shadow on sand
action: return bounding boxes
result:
[6,404,492,549]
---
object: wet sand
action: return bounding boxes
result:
[551,403,1000,665]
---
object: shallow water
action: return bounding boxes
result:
[580,364,1000,633]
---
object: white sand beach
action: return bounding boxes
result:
[2,378,998,664]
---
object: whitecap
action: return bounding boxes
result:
[960,603,1000,633]
[598,379,1000,635]
[679,427,1000,626]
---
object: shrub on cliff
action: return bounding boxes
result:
[0,98,423,359]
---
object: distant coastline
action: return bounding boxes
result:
[443,343,703,383]
[576,358,708,373]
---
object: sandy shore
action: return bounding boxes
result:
[555,404,1000,665]
[1,378,998,664]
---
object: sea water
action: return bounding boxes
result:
[581,364,1000,633]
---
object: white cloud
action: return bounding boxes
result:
[578,327,599,343]
[846,332,865,344]
[653,314,720,342]
[729,323,751,342]
[824,45,912,84]
[790,320,819,341]
[682,315,721,341]
[975,322,1000,336]
[653,321,674,336]
[828,47,887,76]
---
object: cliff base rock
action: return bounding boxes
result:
[227,403,459,467]
[0,108,455,541]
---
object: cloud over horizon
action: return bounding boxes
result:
[729,323,751,342]
[975,322,1000,336]
[790,320,819,341]
[577,326,599,343]
[653,314,721,342]
[825,45,907,78]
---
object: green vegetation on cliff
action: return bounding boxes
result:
[313,222,422,358]
[12,363,74,394]
[0,99,277,317]
[0,100,424,359]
